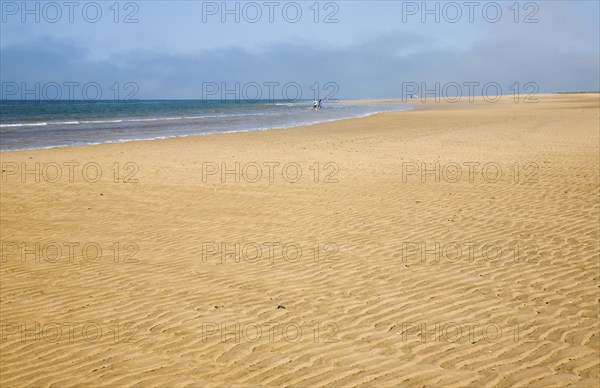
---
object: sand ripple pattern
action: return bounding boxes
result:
[1,95,599,387]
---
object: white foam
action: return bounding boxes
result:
[51,121,80,125]
[0,122,48,128]
[80,119,123,124]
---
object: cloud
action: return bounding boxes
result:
[2,29,598,99]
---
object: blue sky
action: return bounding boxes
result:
[1,0,599,99]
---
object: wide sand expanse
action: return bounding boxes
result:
[1,94,599,387]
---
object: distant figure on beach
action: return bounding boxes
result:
[318,99,323,110]
[313,100,318,111]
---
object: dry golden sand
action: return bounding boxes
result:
[1,94,599,387]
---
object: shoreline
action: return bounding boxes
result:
[0,101,414,152]
[0,104,415,153]
[2,92,598,153]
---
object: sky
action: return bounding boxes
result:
[1,0,599,99]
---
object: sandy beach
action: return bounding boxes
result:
[1,94,598,387]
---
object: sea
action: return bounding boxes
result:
[0,100,410,151]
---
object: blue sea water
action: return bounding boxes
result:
[0,100,410,151]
